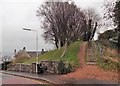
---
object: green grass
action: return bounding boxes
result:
[92,41,119,71]
[97,58,120,71]
[12,57,30,64]
[23,41,81,67]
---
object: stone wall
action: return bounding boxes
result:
[7,61,60,74]
[7,63,36,73]
[39,60,60,74]
[7,60,72,74]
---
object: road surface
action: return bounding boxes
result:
[1,72,46,84]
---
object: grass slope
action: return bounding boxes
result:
[23,41,81,67]
[91,41,119,71]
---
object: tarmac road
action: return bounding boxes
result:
[1,72,46,85]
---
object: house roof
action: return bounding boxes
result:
[26,51,41,57]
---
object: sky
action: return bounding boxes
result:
[0,0,105,59]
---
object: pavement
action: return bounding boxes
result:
[1,70,64,84]
[2,73,45,84]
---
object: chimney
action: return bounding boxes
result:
[23,47,26,51]
[14,49,16,55]
[41,49,44,54]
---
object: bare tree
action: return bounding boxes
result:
[103,0,115,19]
[102,0,116,28]
[37,1,86,49]
[83,8,101,41]
[2,55,11,63]
[84,8,101,24]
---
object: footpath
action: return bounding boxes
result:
[1,70,64,84]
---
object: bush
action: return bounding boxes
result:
[64,63,73,74]
[58,60,73,75]
[1,62,11,70]
[58,60,65,74]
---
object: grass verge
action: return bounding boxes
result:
[93,41,119,71]
[23,41,81,68]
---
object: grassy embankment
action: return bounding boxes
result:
[91,41,119,71]
[23,41,81,68]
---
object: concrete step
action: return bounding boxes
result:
[86,48,97,65]
[86,59,96,62]
[86,62,97,65]
[87,54,94,55]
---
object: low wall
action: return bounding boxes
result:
[7,63,36,73]
[40,60,60,74]
[7,60,73,74]
[7,61,60,74]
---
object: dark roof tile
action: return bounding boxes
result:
[26,51,41,57]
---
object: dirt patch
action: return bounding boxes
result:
[61,42,119,83]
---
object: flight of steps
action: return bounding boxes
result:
[86,48,97,65]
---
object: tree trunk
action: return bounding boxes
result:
[55,37,59,49]
[88,19,92,41]
[55,40,58,49]
[90,22,98,41]
[58,39,61,49]
[61,39,68,58]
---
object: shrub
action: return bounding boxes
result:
[58,60,73,75]
[1,62,11,70]
[64,63,73,74]
[58,60,65,74]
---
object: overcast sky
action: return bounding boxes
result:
[0,0,104,58]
